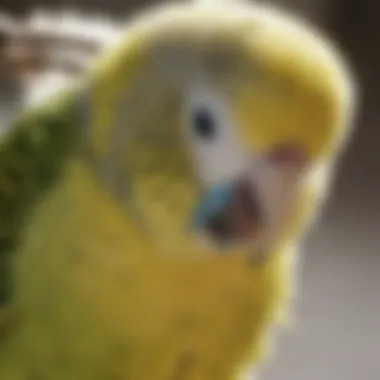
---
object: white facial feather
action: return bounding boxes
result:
[185,85,247,187]
[184,83,318,254]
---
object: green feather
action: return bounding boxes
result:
[0,85,85,305]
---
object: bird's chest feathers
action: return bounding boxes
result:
[13,163,286,380]
[91,257,275,380]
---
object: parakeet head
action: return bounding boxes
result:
[88,0,356,257]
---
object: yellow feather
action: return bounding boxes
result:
[4,161,293,379]
[0,1,356,379]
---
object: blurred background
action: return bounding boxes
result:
[0,0,379,379]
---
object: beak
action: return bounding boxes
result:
[190,181,236,232]
[190,143,310,248]
[190,177,262,245]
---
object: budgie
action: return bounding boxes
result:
[0,0,357,379]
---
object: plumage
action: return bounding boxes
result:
[0,1,356,379]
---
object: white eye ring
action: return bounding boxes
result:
[185,86,247,188]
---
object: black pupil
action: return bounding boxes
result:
[192,109,216,139]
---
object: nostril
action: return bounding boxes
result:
[267,143,310,167]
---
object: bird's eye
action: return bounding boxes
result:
[192,108,217,140]
[186,88,246,187]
